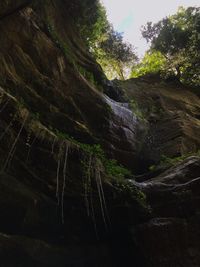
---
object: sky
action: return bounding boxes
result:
[101,0,200,58]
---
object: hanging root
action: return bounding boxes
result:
[94,158,108,231]
[61,142,69,224]
[2,113,28,171]
[90,188,99,240]
[51,136,57,154]
[84,153,92,217]
[55,140,70,224]
[0,99,10,114]
[82,152,99,237]
[82,151,110,235]
[0,113,17,142]
[56,156,61,205]
[26,130,41,162]
[94,157,111,231]
[56,141,64,205]
[25,129,31,147]
[98,168,111,226]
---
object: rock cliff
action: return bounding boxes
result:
[0,1,200,266]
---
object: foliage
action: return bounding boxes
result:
[46,23,75,67]
[79,144,132,181]
[149,150,200,171]
[46,22,100,87]
[131,51,166,78]
[160,150,200,166]
[95,29,138,80]
[54,129,131,181]
[46,1,137,81]
[104,159,131,180]
[112,179,149,211]
[129,99,145,121]
[141,7,200,86]
[76,0,137,80]
[77,1,109,48]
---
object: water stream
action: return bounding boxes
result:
[104,95,139,141]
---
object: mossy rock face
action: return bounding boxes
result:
[117,77,200,171]
[0,9,148,259]
[0,0,148,171]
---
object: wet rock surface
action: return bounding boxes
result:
[119,77,200,169]
[134,156,200,267]
[104,95,146,170]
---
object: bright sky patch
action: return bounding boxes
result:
[101,0,200,57]
[118,13,134,32]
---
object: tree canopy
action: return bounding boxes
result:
[139,7,200,86]
[95,28,137,80]
[131,51,166,78]
[75,2,200,85]
[76,0,137,80]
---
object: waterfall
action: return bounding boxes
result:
[103,95,139,142]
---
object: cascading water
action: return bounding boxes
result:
[104,95,140,143]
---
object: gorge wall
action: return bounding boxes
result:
[0,1,200,266]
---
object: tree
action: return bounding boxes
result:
[96,29,138,80]
[76,0,137,80]
[141,7,200,86]
[76,1,109,48]
[131,51,166,78]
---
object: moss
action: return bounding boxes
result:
[46,22,76,68]
[54,128,131,180]
[112,179,150,212]
[36,125,147,212]
[148,104,165,118]
[129,99,145,121]
[46,20,103,91]
[54,129,71,140]
[77,65,94,82]
[104,159,131,181]
[149,150,200,171]
[161,151,200,166]
[79,144,132,181]
[149,164,156,172]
